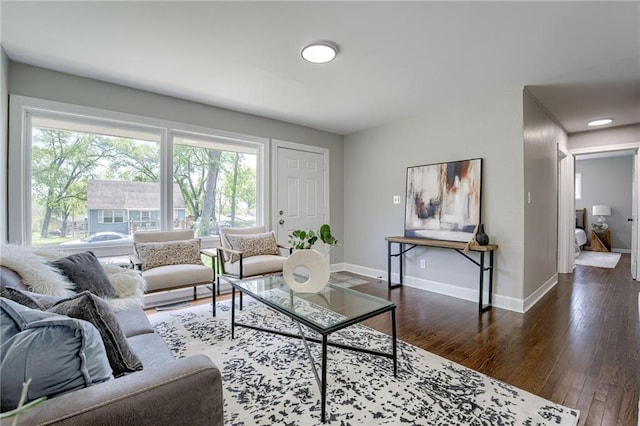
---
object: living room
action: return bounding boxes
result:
[1,2,639,425]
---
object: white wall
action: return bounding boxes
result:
[1,47,8,244]
[576,156,633,250]
[343,89,525,310]
[569,124,640,150]
[7,62,345,261]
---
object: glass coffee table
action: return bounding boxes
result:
[228,274,397,423]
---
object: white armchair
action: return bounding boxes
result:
[216,226,291,297]
[131,230,214,314]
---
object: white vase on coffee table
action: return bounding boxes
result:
[282,249,330,293]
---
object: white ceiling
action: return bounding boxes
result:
[1,1,639,136]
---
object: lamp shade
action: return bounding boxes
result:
[592,205,611,216]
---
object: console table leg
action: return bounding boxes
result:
[479,252,485,312]
[399,243,404,285]
[488,250,494,307]
[387,240,392,289]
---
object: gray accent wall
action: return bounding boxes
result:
[575,156,633,250]
[522,91,564,301]
[6,62,345,262]
[343,89,526,306]
[1,47,8,244]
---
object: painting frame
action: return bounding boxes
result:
[404,158,482,243]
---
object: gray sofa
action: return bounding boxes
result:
[0,266,224,426]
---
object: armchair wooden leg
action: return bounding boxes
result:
[216,277,221,296]
[193,286,197,301]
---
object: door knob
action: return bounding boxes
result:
[279,219,285,225]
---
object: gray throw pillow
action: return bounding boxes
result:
[0,287,64,310]
[1,297,113,410]
[48,291,143,377]
[0,286,46,310]
[51,251,116,298]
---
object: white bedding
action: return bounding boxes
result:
[575,228,587,256]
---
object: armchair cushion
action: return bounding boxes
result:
[225,231,280,263]
[142,264,213,292]
[134,239,204,271]
[223,254,287,277]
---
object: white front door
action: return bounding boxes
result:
[274,143,328,250]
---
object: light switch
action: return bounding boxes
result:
[393,195,401,204]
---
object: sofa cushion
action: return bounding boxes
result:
[115,307,155,338]
[51,251,116,299]
[126,333,175,369]
[0,298,112,410]
[48,292,143,377]
[134,239,204,271]
[225,231,280,263]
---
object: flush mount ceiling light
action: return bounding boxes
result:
[301,42,338,64]
[587,118,613,127]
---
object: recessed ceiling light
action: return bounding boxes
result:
[301,42,338,64]
[587,118,613,127]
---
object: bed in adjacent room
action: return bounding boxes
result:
[575,208,587,256]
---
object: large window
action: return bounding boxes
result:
[29,117,161,246]
[172,133,258,237]
[9,96,266,251]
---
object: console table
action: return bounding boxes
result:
[385,236,498,312]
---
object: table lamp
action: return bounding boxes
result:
[592,205,611,229]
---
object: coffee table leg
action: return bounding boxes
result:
[392,307,397,377]
[321,334,327,423]
[231,287,236,339]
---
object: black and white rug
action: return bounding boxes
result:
[149,300,579,425]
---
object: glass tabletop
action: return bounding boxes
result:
[231,274,395,331]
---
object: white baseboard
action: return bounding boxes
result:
[523,274,557,313]
[342,263,529,313]
[612,248,631,254]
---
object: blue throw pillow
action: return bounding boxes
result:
[0,298,113,410]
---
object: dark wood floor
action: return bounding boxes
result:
[196,255,638,425]
[353,254,639,426]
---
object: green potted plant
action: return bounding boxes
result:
[288,224,338,250]
[284,224,338,293]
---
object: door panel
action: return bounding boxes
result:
[276,147,326,248]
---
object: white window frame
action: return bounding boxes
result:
[8,95,269,254]
[575,172,582,200]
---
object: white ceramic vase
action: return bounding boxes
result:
[282,249,330,293]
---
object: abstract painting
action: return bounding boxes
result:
[404,158,482,242]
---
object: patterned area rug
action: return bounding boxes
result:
[149,300,579,425]
[575,250,621,268]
